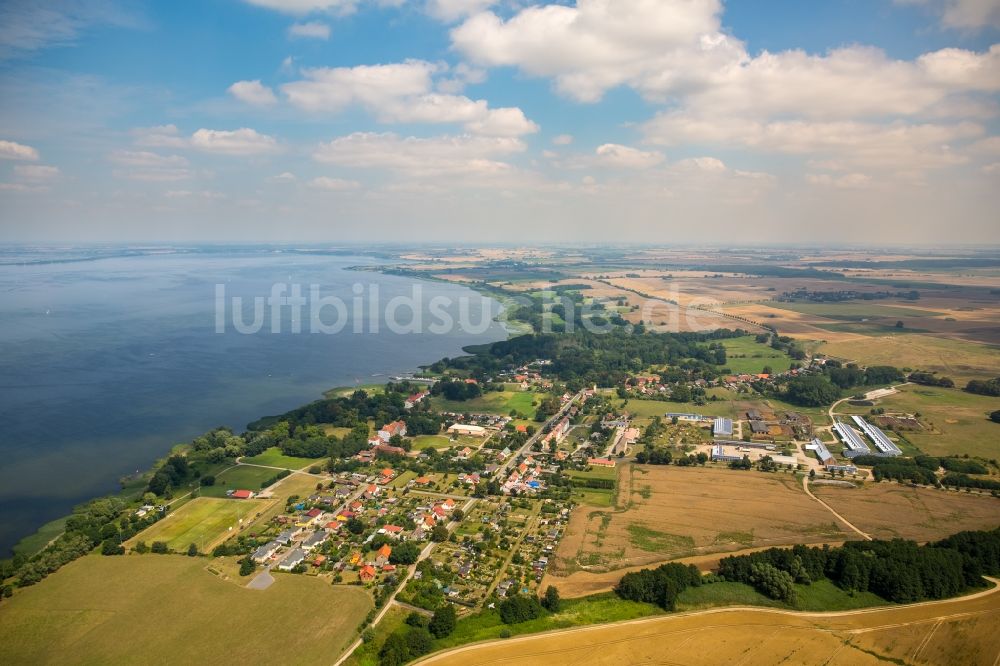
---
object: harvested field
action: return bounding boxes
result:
[809,483,1000,541]
[552,465,845,580]
[0,554,373,665]
[415,582,1000,666]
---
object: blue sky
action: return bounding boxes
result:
[0,0,998,244]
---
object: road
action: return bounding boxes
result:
[331,389,586,666]
[412,577,1000,665]
[801,474,872,541]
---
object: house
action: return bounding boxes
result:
[375,544,392,566]
[229,489,254,500]
[313,554,327,567]
[382,564,396,573]
[448,423,487,436]
[432,505,447,520]
[277,548,306,571]
[442,498,455,511]
[380,467,395,480]
[359,564,377,582]
[404,391,429,409]
[301,531,328,551]
[304,507,323,520]
[378,420,407,442]
[324,521,342,532]
[457,446,473,458]
[380,524,404,539]
[515,424,528,433]
[484,464,499,476]
[276,528,301,545]
[466,473,480,485]
[364,484,380,499]
[414,476,431,486]
[252,540,281,563]
[349,551,362,565]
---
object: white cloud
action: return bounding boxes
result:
[897,0,1000,29]
[269,171,297,182]
[190,128,279,155]
[806,172,873,189]
[108,150,188,167]
[594,143,664,169]
[132,124,188,148]
[282,60,537,135]
[0,139,39,160]
[313,131,526,176]
[0,0,142,59]
[288,21,331,39]
[283,60,438,111]
[243,0,359,15]
[552,134,574,146]
[426,0,494,22]
[451,0,728,102]
[14,164,59,180]
[308,176,361,190]
[228,80,278,106]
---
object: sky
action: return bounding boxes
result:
[0,0,998,245]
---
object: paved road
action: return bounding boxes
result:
[246,567,275,590]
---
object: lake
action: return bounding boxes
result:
[0,246,506,555]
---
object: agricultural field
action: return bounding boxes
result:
[809,483,1000,541]
[128,497,269,553]
[416,583,1000,666]
[0,555,372,665]
[239,447,319,470]
[198,464,289,497]
[837,384,1000,458]
[550,466,846,594]
[720,335,794,374]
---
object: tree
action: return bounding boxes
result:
[431,525,449,542]
[452,508,465,521]
[151,541,168,554]
[809,469,816,480]
[404,628,433,658]
[990,410,1000,424]
[405,611,426,628]
[542,585,561,612]
[239,557,255,576]
[378,633,410,666]
[346,517,365,534]
[784,375,841,407]
[187,543,199,557]
[895,320,904,329]
[390,541,420,565]
[134,541,148,554]
[428,603,456,638]
[200,475,215,486]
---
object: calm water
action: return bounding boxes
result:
[0,247,506,555]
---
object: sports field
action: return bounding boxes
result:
[411,434,451,450]
[198,464,286,497]
[415,582,1000,666]
[129,497,269,552]
[0,554,372,665]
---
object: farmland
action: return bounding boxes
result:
[819,334,1000,384]
[809,483,1000,541]
[837,384,1000,458]
[415,582,1000,666]
[0,554,372,665]
[128,497,269,552]
[550,465,846,594]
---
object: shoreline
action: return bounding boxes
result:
[6,260,510,559]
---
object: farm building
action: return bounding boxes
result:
[769,454,798,467]
[587,458,616,467]
[712,417,733,437]
[448,423,487,436]
[665,412,707,422]
[805,439,835,465]
[851,415,901,456]
[746,409,763,420]
[714,439,775,450]
[833,420,872,458]
[710,444,743,463]
[228,489,254,499]
[749,420,771,435]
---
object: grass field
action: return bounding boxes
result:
[411,435,451,451]
[430,390,543,418]
[838,384,1000,458]
[721,335,794,374]
[810,483,1000,541]
[344,605,409,666]
[768,301,944,321]
[239,447,319,469]
[129,497,269,552]
[551,466,845,592]
[416,583,1000,666]
[0,555,372,665]
[675,579,885,613]
[819,333,1000,383]
[198,464,287,497]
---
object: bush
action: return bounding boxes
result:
[497,594,545,624]
[151,541,169,554]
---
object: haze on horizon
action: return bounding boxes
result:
[0,0,999,245]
